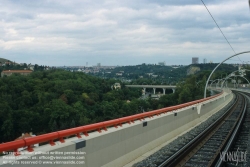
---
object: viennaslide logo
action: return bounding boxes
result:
[220,148,247,166]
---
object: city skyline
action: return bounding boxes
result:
[0,0,250,66]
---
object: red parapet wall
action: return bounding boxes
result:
[0,92,223,155]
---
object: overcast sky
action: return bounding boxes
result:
[0,0,249,66]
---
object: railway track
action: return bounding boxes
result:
[224,92,250,167]
[157,91,248,167]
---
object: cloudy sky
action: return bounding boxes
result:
[0,0,249,66]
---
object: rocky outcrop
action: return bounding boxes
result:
[187,66,200,75]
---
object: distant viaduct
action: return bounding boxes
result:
[125,85,176,95]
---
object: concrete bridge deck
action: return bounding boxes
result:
[125,85,176,94]
[125,85,176,89]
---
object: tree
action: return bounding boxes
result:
[51,120,58,132]
[70,120,76,128]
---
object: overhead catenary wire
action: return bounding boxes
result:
[200,0,243,63]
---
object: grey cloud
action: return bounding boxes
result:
[0,0,249,66]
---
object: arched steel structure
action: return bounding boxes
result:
[210,79,222,88]
[221,78,234,88]
[221,75,250,88]
[221,68,250,88]
[204,51,250,98]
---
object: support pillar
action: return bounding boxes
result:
[153,88,156,94]
[172,88,175,93]
[142,88,146,95]
[163,88,166,95]
[197,104,201,114]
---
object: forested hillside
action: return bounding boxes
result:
[0,69,209,143]
[0,70,142,142]
[92,63,238,84]
[0,63,47,73]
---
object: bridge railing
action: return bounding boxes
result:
[0,92,223,155]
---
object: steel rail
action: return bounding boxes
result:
[215,92,247,166]
[158,92,238,167]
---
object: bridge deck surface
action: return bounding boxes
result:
[123,94,232,167]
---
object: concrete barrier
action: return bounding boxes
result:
[0,91,233,167]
